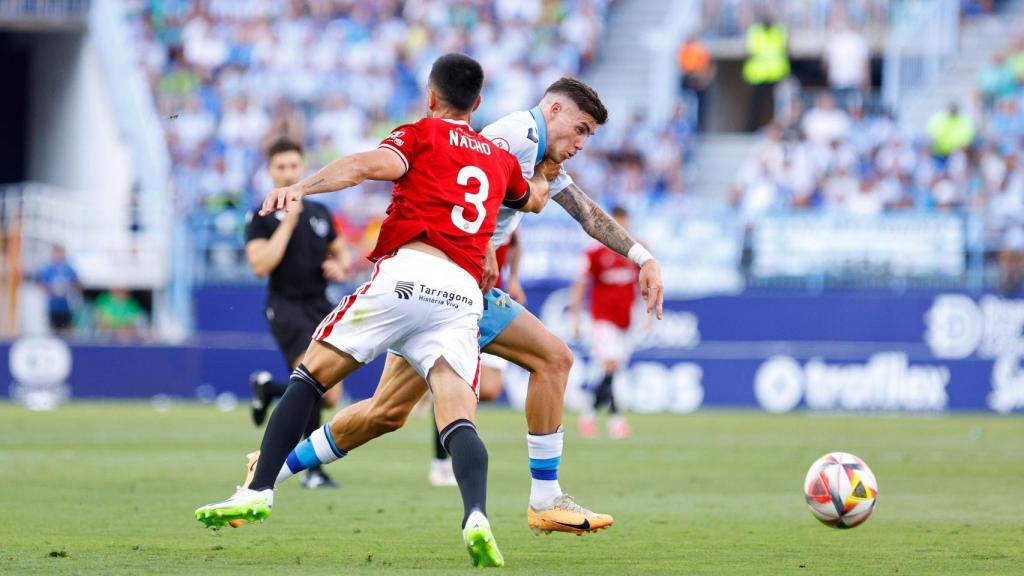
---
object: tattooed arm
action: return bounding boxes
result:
[553,184,636,255]
[554,183,665,318]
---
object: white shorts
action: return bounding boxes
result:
[480,352,509,371]
[314,249,483,390]
[591,319,633,365]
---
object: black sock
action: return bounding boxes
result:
[303,396,325,471]
[440,419,488,527]
[248,364,325,490]
[265,379,289,400]
[304,396,323,438]
[432,407,448,460]
[593,373,614,412]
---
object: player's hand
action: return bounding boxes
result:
[322,258,349,282]
[507,277,527,305]
[260,185,304,216]
[570,313,582,340]
[480,243,499,292]
[639,259,664,320]
[536,157,563,181]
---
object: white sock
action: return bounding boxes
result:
[527,427,564,509]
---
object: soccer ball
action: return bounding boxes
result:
[803,452,878,529]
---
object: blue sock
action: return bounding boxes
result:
[276,424,346,486]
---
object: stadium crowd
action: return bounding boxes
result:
[700,0,1003,37]
[125,0,696,271]
[730,19,1024,287]
[123,0,1024,290]
[732,37,1024,216]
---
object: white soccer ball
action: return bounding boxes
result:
[803,452,878,529]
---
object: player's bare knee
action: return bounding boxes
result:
[547,339,574,381]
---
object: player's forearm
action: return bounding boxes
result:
[554,184,639,258]
[332,237,353,270]
[247,224,295,277]
[296,155,371,197]
[520,174,550,213]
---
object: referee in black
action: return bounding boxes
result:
[244,137,351,489]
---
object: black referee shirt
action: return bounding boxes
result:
[244,199,337,299]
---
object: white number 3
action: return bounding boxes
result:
[451,165,489,234]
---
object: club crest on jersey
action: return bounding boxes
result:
[385,130,405,146]
[491,137,510,152]
[309,216,330,238]
[449,130,491,155]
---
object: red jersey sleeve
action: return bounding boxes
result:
[501,154,531,209]
[378,122,421,175]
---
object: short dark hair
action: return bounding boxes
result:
[267,137,303,160]
[428,53,484,113]
[544,77,608,125]
[611,206,629,219]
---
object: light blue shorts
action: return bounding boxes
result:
[478,288,525,349]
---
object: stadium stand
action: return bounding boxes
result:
[121,0,710,286]
[4,0,1023,341]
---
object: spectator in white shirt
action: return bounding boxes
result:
[823,20,870,107]
[803,91,852,146]
[219,96,270,146]
[182,12,229,72]
[844,174,884,216]
[172,96,215,153]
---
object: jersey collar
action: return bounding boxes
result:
[441,118,474,131]
[529,106,547,165]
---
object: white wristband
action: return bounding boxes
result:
[627,243,654,267]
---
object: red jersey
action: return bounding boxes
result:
[370,117,531,283]
[585,244,639,329]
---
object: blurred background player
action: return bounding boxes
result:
[570,207,641,440]
[429,230,523,486]
[244,137,351,489]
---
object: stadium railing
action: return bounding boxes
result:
[882,0,961,114]
[751,212,966,284]
[187,199,995,296]
[0,0,89,20]
[0,183,168,289]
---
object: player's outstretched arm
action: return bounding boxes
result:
[554,183,664,318]
[259,149,406,216]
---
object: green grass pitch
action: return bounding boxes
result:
[1,402,1022,574]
